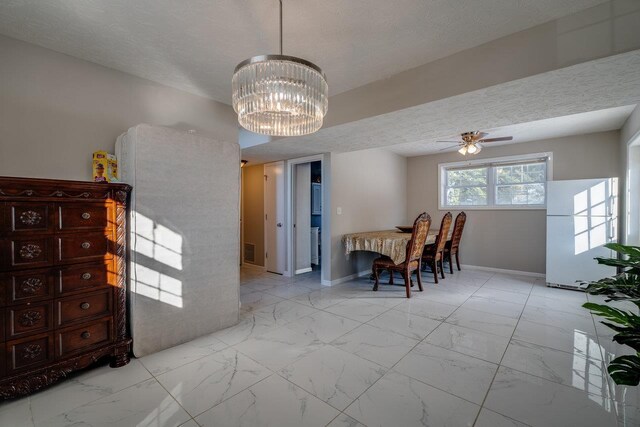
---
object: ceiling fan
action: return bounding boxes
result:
[436,131,513,155]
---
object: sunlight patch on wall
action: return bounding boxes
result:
[134,211,183,270]
[573,180,617,255]
[131,211,184,308]
[132,262,183,308]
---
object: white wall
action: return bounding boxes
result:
[0,34,238,181]
[330,148,408,281]
[407,131,622,274]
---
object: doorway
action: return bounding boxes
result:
[264,161,285,274]
[287,155,326,281]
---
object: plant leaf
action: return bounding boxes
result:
[604,243,640,259]
[612,333,640,352]
[608,354,640,386]
[582,303,640,327]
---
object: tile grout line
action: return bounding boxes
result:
[321,269,498,426]
[230,270,534,425]
[471,276,535,427]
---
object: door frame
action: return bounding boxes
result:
[286,154,327,281]
[625,130,640,246]
[264,161,286,275]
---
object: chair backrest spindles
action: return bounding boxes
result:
[407,213,431,263]
[435,212,453,255]
[450,212,467,251]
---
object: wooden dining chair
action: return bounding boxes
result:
[444,212,467,273]
[372,212,431,298]
[421,212,452,284]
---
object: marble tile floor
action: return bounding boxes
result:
[1,266,638,426]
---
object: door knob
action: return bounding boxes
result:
[277,222,283,227]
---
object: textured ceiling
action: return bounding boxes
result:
[388,105,635,156]
[241,50,640,163]
[0,0,609,104]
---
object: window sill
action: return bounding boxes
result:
[439,205,547,211]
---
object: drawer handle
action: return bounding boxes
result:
[18,311,43,327]
[81,331,91,339]
[81,272,92,280]
[80,302,91,310]
[81,242,91,249]
[19,210,42,226]
[22,344,43,360]
[21,278,43,294]
[19,244,42,259]
[81,212,91,220]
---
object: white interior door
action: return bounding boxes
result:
[264,162,285,274]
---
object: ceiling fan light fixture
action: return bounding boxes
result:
[458,145,468,155]
[231,1,328,137]
[467,143,478,154]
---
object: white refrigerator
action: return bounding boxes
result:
[546,178,618,289]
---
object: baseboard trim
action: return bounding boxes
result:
[461,264,545,278]
[322,269,371,287]
[295,267,313,275]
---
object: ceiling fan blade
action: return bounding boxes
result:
[471,132,488,141]
[437,145,458,152]
[435,140,461,143]
[480,137,513,143]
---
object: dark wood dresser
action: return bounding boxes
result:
[0,177,132,398]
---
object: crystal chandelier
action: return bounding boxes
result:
[232,0,328,136]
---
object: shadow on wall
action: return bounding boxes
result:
[130,210,184,308]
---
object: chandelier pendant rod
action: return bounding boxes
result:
[279,0,283,55]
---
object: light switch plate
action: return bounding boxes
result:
[336,207,342,215]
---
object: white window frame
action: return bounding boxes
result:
[438,152,553,210]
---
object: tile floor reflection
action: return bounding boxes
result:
[0,266,636,426]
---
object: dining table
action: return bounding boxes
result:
[342,228,451,265]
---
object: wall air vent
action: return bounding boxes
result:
[244,243,256,263]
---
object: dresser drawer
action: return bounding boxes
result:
[56,263,110,296]
[56,233,111,264]
[3,269,54,305]
[56,318,112,358]
[6,203,54,234]
[0,308,4,342]
[6,333,54,373]
[4,237,54,269]
[57,203,109,231]
[6,302,54,339]
[56,290,112,327]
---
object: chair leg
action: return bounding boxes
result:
[373,266,380,291]
[439,259,446,279]
[455,252,461,271]
[448,252,454,274]
[432,260,438,284]
[416,267,423,291]
[388,269,394,285]
[404,271,411,298]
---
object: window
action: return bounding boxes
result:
[440,153,551,209]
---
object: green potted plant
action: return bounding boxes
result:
[582,243,640,386]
